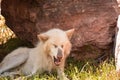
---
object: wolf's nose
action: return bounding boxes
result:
[57,48,63,59]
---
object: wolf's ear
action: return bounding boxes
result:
[66,28,75,40]
[37,34,49,42]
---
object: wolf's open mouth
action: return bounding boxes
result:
[54,56,61,66]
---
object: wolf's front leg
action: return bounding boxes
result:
[57,60,69,80]
[57,67,69,80]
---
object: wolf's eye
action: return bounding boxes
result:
[53,44,57,48]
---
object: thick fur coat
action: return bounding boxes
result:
[0,28,74,80]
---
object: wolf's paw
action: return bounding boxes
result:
[58,76,69,80]
[14,77,26,80]
[63,77,69,80]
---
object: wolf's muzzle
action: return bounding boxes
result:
[54,48,63,66]
[57,48,63,59]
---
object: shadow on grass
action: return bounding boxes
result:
[0,38,33,62]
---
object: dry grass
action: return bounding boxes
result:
[0,25,15,44]
[0,15,15,44]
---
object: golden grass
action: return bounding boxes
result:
[0,25,15,44]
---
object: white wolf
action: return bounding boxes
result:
[0,28,74,80]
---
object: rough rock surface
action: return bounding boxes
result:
[1,0,118,60]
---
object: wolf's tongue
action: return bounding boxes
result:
[54,57,59,62]
[54,57,60,66]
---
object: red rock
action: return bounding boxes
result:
[1,0,118,60]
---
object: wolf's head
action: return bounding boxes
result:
[37,28,74,66]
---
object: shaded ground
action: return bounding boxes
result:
[0,38,33,62]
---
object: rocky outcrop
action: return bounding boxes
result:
[1,0,118,60]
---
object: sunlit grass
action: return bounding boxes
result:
[0,15,15,44]
[0,25,15,44]
[65,58,119,80]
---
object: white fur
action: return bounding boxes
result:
[0,28,74,80]
[0,47,30,74]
